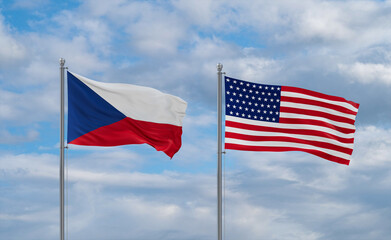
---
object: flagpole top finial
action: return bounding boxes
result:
[217,63,223,72]
[59,58,65,66]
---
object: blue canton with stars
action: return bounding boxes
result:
[225,76,282,122]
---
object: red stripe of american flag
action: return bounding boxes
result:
[225,80,359,165]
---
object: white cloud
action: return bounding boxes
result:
[352,126,391,168]
[271,1,354,43]
[0,87,57,124]
[127,13,187,56]
[51,10,114,56]
[232,209,322,240]
[73,0,189,56]
[0,153,58,179]
[183,112,216,127]
[2,139,391,240]
[68,147,144,170]
[10,0,50,9]
[339,62,391,85]
[24,34,110,80]
[223,55,281,84]
[0,16,25,65]
[0,129,39,144]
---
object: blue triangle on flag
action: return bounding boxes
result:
[67,72,126,143]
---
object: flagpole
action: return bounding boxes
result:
[59,58,66,240]
[217,63,223,240]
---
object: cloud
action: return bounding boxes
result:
[0,150,217,240]
[271,0,354,43]
[0,15,25,65]
[2,127,391,240]
[352,125,391,168]
[125,10,187,56]
[68,0,189,56]
[0,87,57,125]
[339,62,391,85]
[0,129,39,144]
[9,0,50,9]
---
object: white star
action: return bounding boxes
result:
[245,95,249,98]
[239,94,242,97]
[239,106,242,110]
[240,82,244,85]
[242,113,245,117]
[265,86,268,90]
[271,87,274,90]
[266,117,269,120]
[242,101,246,104]
[251,109,255,112]
[262,92,265,95]
[226,91,230,95]
[230,111,233,114]
[267,104,270,108]
[248,102,252,105]
[236,112,239,116]
[233,92,236,96]
[233,105,236,109]
[246,83,250,87]
[253,85,256,88]
[245,107,248,111]
[248,114,251,118]
[226,78,230,82]
[233,80,237,84]
[227,104,230,107]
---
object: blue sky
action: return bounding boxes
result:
[1,0,391,239]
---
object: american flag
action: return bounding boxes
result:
[224,76,359,165]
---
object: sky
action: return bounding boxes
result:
[1,0,391,239]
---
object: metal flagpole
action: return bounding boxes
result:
[217,63,223,240]
[59,58,66,240]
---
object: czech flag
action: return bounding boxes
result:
[67,72,187,158]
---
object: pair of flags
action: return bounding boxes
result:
[67,72,359,165]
